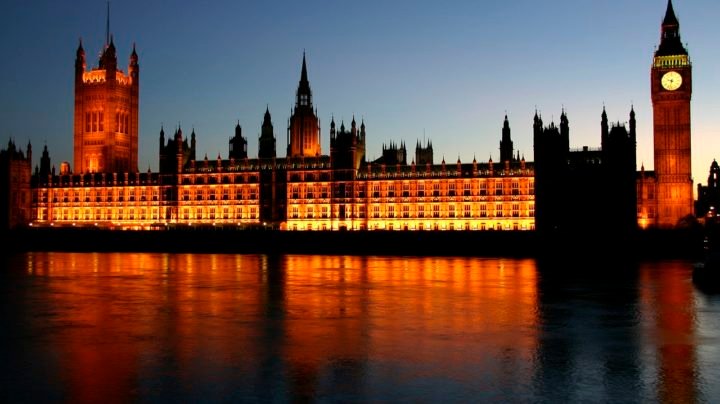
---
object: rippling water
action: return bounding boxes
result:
[1,253,719,402]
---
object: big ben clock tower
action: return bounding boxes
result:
[651,0,693,227]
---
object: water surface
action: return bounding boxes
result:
[1,253,718,402]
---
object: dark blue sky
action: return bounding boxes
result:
[1,0,718,185]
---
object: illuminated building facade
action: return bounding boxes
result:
[27,46,535,231]
[15,1,699,232]
[73,30,139,174]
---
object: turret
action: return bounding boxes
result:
[533,110,543,138]
[129,43,139,82]
[75,39,86,82]
[229,121,248,160]
[190,128,197,161]
[709,160,720,190]
[500,114,514,163]
[560,109,570,151]
[259,106,276,159]
[629,106,636,141]
[99,36,118,76]
[40,144,51,178]
[175,126,184,174]
[415,138,433,165]
[26,141,32,168]
[601,107,609,150]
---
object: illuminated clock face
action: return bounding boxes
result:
[661,71,682,91]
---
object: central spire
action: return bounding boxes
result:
[300,51,308,84]
[106,1,111,47]
[295,52,312,108]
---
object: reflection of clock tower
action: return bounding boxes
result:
[651,0,693,227]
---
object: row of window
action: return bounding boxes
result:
[289,181,534,198]
[179,207,257,220]
[84,111,130,134]
[40,207,259,222]
[181,188,257,201]
[181,175,258,185]
[290,189,532,199]
[290,222,535,231]
[44,208,160,222]
[288,204,535,219]
[40,188,159,201]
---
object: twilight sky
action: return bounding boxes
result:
[1,0,718,187]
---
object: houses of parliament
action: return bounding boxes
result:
[0,1,702,233]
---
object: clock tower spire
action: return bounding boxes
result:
[651,0,693,227]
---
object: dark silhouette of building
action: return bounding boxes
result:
[534,108,636,234]
[500,114,520,164]
[229,122,248,160]
[0,140,32,230]
[159,126,196,174]
[373,141,407,166]
[415,140,433,165]
[258,107,276,159]
[695,160,720,219]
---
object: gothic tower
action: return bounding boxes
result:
[499,114,514,163]
[229,122,248,160]
[259,107,276,159]
[73,8,139,174]
[287,53,321,157]
[651,0,693,227]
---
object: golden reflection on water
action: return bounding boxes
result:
[10,253,709,402]
[24,253,539,401]
[639,261,697,404]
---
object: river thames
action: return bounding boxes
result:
[1,252,719,402]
